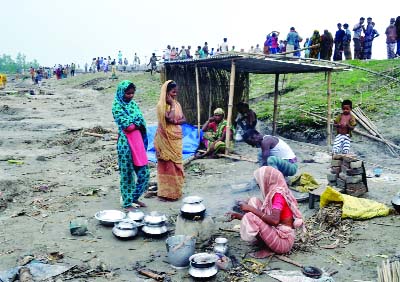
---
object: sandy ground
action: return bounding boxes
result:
[0,73,399,282]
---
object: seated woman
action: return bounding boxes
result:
[197,107,234,158]
[227,166,304,258]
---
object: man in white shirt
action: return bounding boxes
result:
[243,129,298,176]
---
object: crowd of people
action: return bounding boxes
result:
[160,16,400,61]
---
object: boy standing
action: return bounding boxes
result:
[332,100,357,154]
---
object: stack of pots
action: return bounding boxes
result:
[142,211,168,236]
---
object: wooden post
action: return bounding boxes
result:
[225,60,236,154]
[327,71,332,150]
[272,74,280,135]
[195,64,201,138]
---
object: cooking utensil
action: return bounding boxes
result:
[126,209,145,222]
[143,211,167,225]
[189,253,219,278]
[189,253,219,268]
[112,220,139,240]
[180,196,206,220]
[142,224,168,235]
[392,192,400,213]
[275,255,323,279]
[166,235,196,268]
[213,237,228,255]
[94,210,126,226]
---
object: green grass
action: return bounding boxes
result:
[249,59,400,132]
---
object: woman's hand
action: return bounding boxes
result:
[239,202,253,213]
[166,94,174,105]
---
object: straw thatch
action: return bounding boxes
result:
[163,64,249,125]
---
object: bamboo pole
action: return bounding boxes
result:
[327,71,332,150]
[272,74,279,135]
[225,60,236,154]
[195,64,201,138]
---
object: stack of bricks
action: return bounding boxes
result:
[327,154,368,197]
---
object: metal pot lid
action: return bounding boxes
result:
[183,196,203,204]
[144,211,167,225]
[114,220,140,230]
[190,253,219,264]
[126,209,145,221]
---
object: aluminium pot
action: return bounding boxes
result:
[391,192,400,213]
[180,196,206,220]
[143,211,167,225]
[189,253,219,269]
[112,220,139,240]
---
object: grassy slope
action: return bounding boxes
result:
[249,59,400,137]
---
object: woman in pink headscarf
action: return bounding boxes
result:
[227,166,304,258]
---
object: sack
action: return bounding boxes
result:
[320,186,390,219]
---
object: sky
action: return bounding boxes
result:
[2,0,399,67]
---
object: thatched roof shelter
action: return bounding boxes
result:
[162,54,345,151]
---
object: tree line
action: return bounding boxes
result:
[0,53,40,73]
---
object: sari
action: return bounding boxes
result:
[112,80,149,208]
[154,80,184,200]
[240,167,303,254]
[202,119,234,154]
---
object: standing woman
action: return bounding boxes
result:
[154,80,186,201]
[112,80,150,210]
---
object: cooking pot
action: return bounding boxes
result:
[180,196,206,220]
[143,211,167,225]
[392,192,400,213]
[189,253,219,269]
[189,253,219,279]
[126,209,145,223]
[165,235,196,268]
[112,220,140,240]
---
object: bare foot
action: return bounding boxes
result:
[249,249,275,259]
[133,200,147,207]
[144,191,157,198]
[125,206,139,212]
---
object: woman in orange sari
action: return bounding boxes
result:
[154,80,186,201]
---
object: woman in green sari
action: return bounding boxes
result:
[112,80,150,210]
[198,107,234,158]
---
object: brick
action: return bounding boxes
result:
[339,172,347,181]
[332,154,344,160]
[350,160,363,169]
[331,166,341,174]
[328,180,337,186]
[327,173,337,181]
[341,165,349,174]
[336,178,346,188]
[346,167,364,175]
[345,175,362,184]
[342,155,358,162]
[331,160,342,166]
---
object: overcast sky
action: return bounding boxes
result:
[2,0,398,67]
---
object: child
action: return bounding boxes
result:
[332,99,357,154]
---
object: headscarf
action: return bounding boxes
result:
[213,108,225,115]
[254,166,304,229]
[112,80,147,147]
